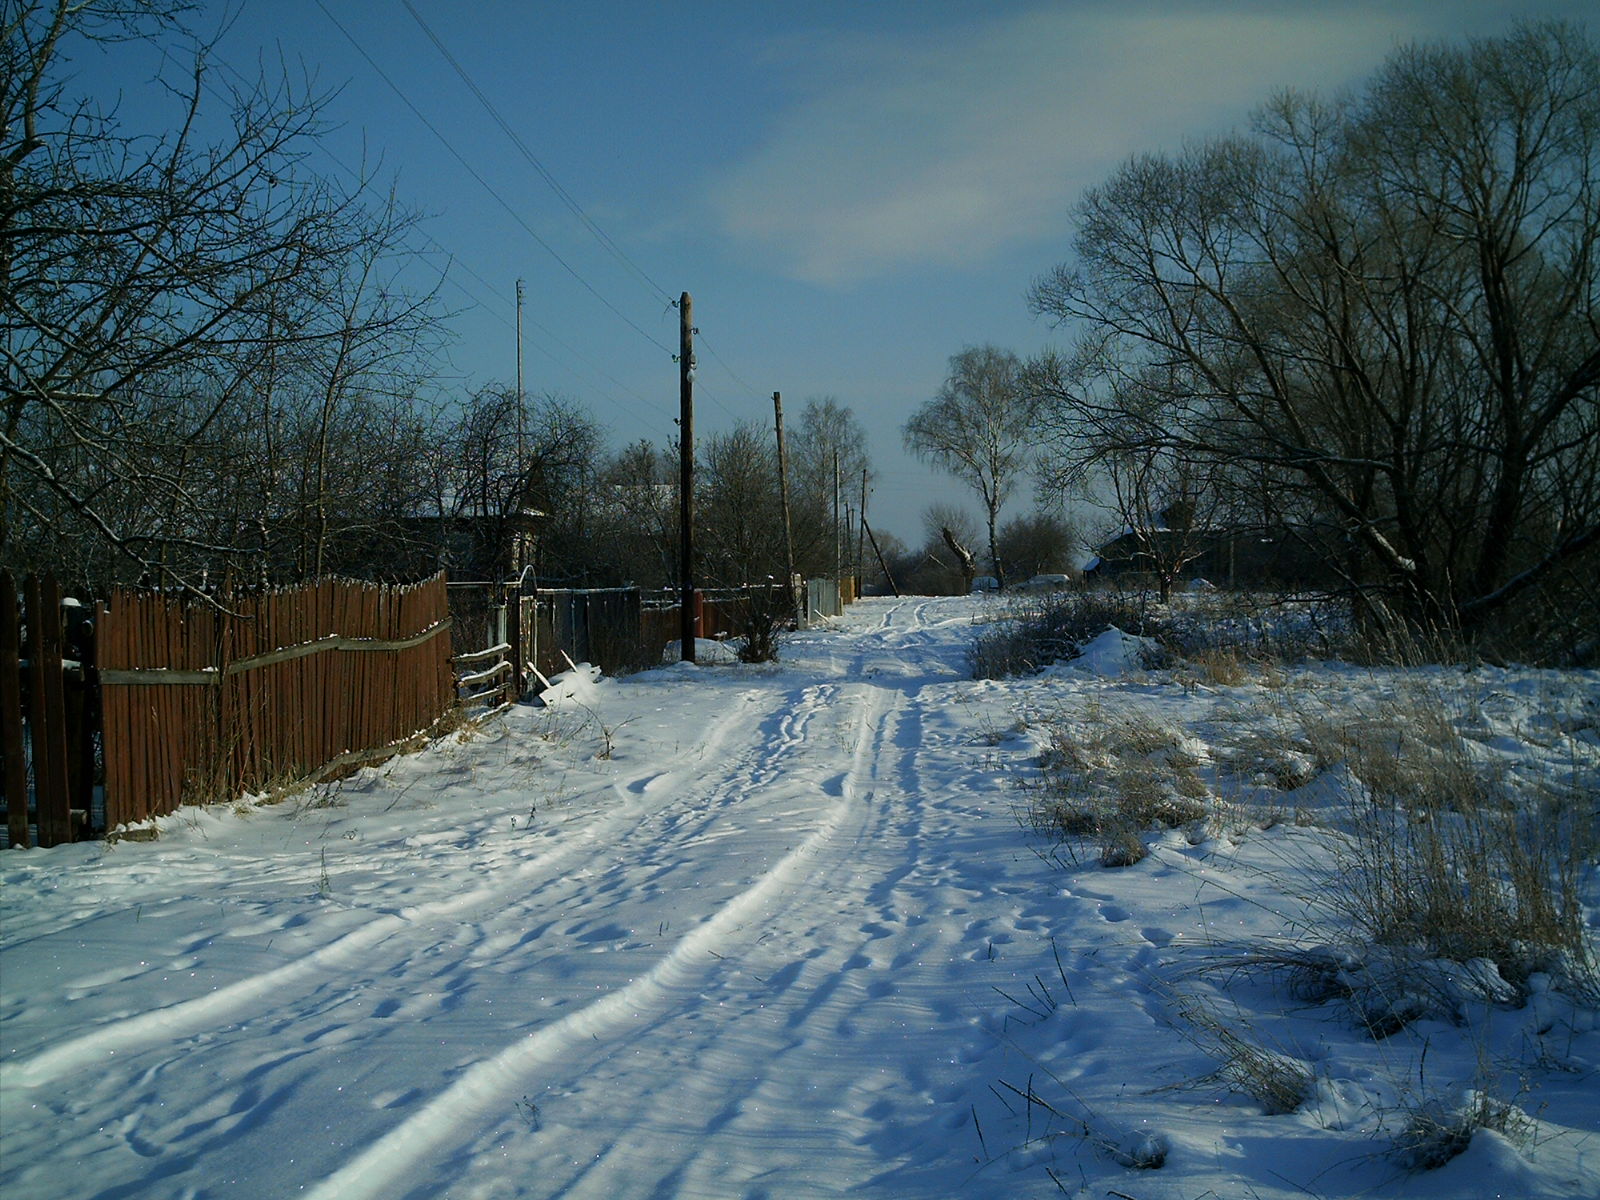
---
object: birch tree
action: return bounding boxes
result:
[904,345,1040,589]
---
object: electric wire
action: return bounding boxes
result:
[310,0,675,358]
[399,0,675,310]
[198,54,673,427]
[387,1,750,428]
[220,8,747,434]
[694,331,765,405]
[391,4,750,428]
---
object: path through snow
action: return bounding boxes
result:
[4,595,1598,1199]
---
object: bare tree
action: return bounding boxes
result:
[997,508,1080,584]
[921,502,979,554]
[789,397,872,578]
[886,505,980,595]
[904,346,1041,589]
[698,421,783,586]
[441,387,601,582]
[1029,22,1599,659]
[2,0,446,590]
[588,439,678,587]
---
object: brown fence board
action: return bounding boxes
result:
[26,576,73,846]
[98,574,453,830]
[2,571,28,847]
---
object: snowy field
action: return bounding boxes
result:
[3,594,1597,1199]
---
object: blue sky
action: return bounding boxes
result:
[85,0,1595,544]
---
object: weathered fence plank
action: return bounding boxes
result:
[97,575,453,830]
[27,576,72,845]
[2,571,29,847]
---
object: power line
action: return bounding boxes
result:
[309,0,675,358]
[695,331,763,398]
[400,0,675,310]
[417,249,673,424]
[199,56,670,426]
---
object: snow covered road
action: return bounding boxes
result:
[4,595,1598,1199]
[2,597,1058,1198]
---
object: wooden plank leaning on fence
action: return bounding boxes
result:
[97,574,454,832]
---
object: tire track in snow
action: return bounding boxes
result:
[543,677,931,1198]
[0,685,822,1092]
[300,681,897,1200]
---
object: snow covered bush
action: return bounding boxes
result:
[972,589,1177,678]
[972,586,1356,680]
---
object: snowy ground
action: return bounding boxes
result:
[3,594,1598,1199]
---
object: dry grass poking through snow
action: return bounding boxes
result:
[1025,655,1598,1008]
[1228,679,1600,1009]
[996,596,1600,1179]
[1026,702,1209,867]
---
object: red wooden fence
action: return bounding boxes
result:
[96,575,453,830]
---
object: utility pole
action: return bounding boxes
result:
[678,292,696,663]
[511,277,527,695]
[515,278,525,499]
[833,449,841,586]
[864,517,900,597]
[857,468,868,583]
[773,392,799,628]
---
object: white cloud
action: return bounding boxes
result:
[711,5,1425,285]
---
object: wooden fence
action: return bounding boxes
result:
[4,572,845,847]
[446,584,517,713]
[96,575,454,830]
[1,570,95,847]
[525,584,795,683]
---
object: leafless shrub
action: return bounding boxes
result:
[735,588,788,664]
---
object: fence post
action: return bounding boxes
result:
[61,599,95,832]
[534,595,547,684]
[506,586,523,700]
[26,575,72,846]
[2,570,28,847]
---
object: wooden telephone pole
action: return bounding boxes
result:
[678,292,696,662]
[833,450,841,584]
[773,392,800,627]
[515,278,525,486]
[857,468,868,582]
